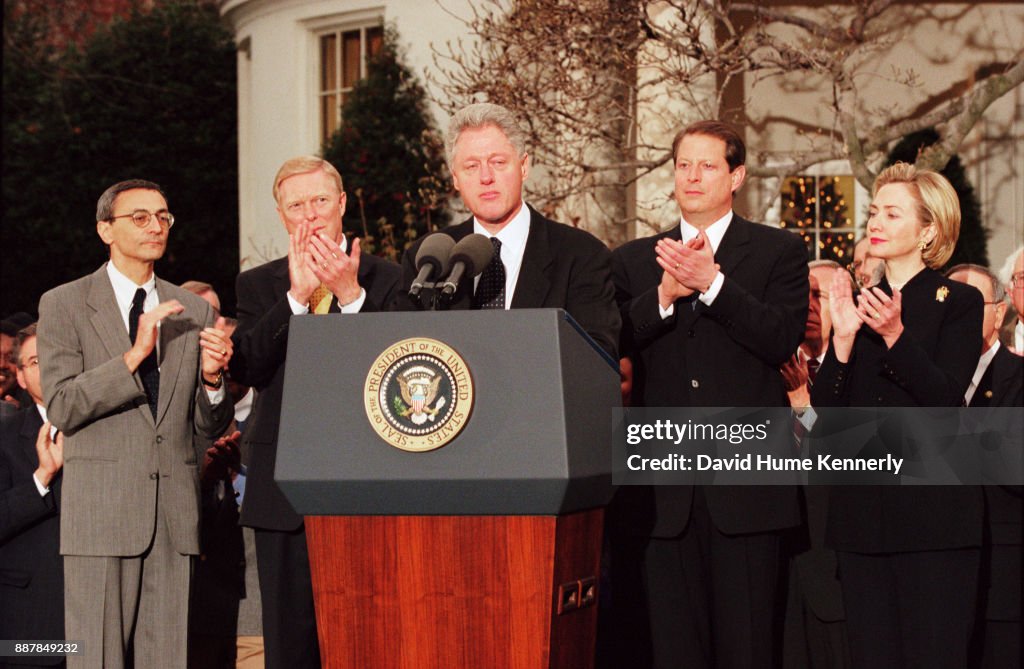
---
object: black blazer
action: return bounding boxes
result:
[0,406,64,665]
[611,216,808,536]
[969,344,1024,409]
[812,268,985,553]
[394,206,621,359]
[231,252,402,531]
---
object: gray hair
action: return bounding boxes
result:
[808,258,854,289]
[947,263,1006,303]
[998,245,1024,288]
[96,179,166,222]
[444,103,527,167]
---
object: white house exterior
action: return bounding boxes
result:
[219,0,1022,270]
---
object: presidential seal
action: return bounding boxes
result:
[364,337,474,452]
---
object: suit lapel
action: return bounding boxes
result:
[510,208,554,309]
[18,406,44,462]
[155,279,188,425]
[87,264,133,361]
[713,216,752,277]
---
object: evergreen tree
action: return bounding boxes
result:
[886,129,987,270]
[1,0,238,315]
[322,26,448,261]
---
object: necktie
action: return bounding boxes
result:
[473,237,506,310]
[128,288,160,418]
[308,284,332,314]
[806,357,820,386]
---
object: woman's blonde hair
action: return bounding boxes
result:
[873,162,960,268]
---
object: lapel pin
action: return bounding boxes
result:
[935,286,949,302]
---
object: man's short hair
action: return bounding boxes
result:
[0,312,34,337]
[998,245,1024,287]
[272,156,344,204]
[946,263,1006,303]
[180,280,215,296]
[808,259,854,289]
[12,322,38,368]
[444,103,527,168]
[96,180,166,222]
[671,120,746,171]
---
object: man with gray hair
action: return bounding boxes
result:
[395,102,620,357]
[999,245,1024,353]
[947,262,1022,667]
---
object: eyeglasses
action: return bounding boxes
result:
[1012,272,1024,288]
[109,209,175,229]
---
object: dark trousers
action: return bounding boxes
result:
[601,488,783,669]
[254,526,320,669]
[837,548,980,669]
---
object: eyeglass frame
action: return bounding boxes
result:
[108,209,175,229]
[1011,272,1024,288]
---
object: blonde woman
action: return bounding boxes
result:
[812,163,984,668]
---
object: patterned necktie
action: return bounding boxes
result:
[472,237,506,310]
[128,288,160,418]
[308,284,332,314]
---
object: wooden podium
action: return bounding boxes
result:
[276,310,619,668]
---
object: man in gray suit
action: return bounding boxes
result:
[37,179,234,669]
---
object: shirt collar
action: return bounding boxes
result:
[680,210,733,254]
[106,261,157,309]
[473,202,530,256]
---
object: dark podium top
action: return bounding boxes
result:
[276,309,619,516]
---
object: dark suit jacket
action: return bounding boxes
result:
[231,252,402,531]
[812,268,985,553]
[394,206,621,359]
[0,406,64,665]
[611,216,807,536]
[970,344,1024,410]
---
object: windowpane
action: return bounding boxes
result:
[342,30,361,89]
[779,174,856,262]
[321,94,338,144]
[320,35,337,92]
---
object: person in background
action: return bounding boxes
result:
[946,263,1022,669]
[998,245,1024,354]
[1,323,65,669]
[183,278,263,669]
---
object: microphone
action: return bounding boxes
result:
[409,233,456,298]
[440,234,495,297]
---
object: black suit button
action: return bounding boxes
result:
[688,329,695,338]
[149,472,159,480]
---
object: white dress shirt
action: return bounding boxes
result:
[965,340,1000,406]
[659,211,733,319]
[472,202,531,309]
[106,261,225,405]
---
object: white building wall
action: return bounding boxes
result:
[222,0,1022,269]
[219,0,474,268]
